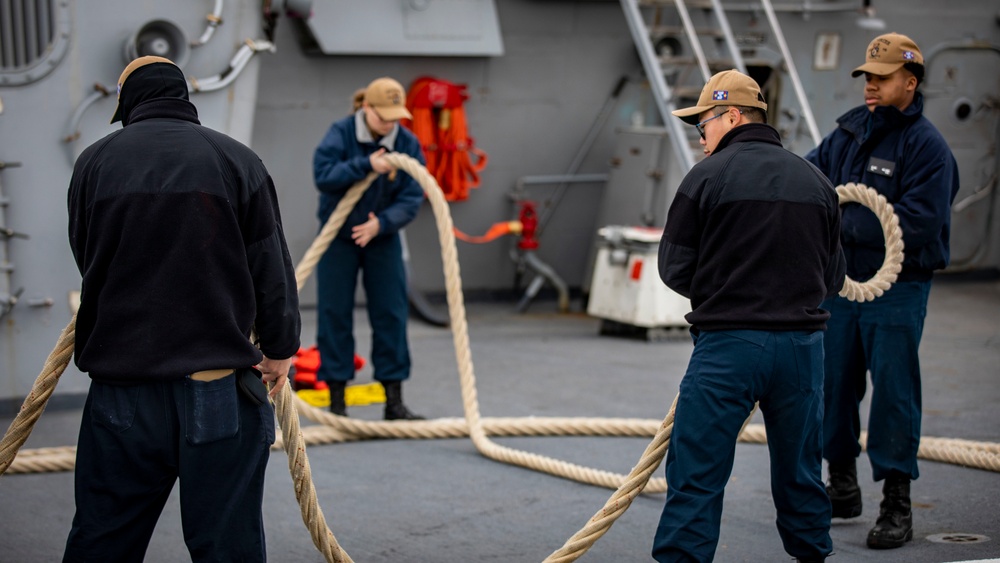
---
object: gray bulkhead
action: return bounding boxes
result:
[0,0,997,406]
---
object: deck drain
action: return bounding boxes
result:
[926,532,991,544]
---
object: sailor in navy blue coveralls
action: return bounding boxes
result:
[805,32,959,550]
[807,66,959,486]
[312,77,426,419]
[654,70,845,563]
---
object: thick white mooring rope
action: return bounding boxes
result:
[836,182,906,303]
[2,162,996,563]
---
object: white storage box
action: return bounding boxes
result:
[587,226,691,330]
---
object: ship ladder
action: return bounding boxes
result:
[619,0,823,173]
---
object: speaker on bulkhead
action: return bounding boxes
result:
[124,19,190,67]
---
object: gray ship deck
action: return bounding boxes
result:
[2,274,998,562]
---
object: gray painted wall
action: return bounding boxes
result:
[0,0,269,402]
[253,0,1000,307]
[1,0,998,404]
[254,1,647,307]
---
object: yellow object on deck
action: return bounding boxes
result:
[296,382,387,408]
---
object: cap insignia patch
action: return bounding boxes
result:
[712,90,729,101]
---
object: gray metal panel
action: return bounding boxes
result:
[306,0,504,56]
[0,0,270,403]
[580,125,688,292]
[598,127,674,229]
[255,0,638,307]
[922,45,1000,271]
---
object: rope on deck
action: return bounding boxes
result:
[0,318,76,476]
[2,157,997,563]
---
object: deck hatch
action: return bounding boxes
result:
[925,533,991,544]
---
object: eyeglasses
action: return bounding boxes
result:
[694,112,726,140]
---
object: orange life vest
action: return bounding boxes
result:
[403,76,488,202]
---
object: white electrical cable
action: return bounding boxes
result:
[191,0,225,47]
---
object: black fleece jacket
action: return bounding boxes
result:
[658,123,846,332]
[68,98,300,382]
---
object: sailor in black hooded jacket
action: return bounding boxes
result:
[64,56,300,562]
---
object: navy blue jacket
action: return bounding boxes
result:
[69,98,301,382]
[312,112,426,239]
[805,93,960,282]
[659,123,846,332]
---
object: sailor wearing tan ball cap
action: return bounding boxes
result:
[852,32,924,78]
[312,76,428,421]
[851,32,926,112]
[363,76,413,122]
[805,32,959,552]
[670,68,768,156]
[653,67,844,562]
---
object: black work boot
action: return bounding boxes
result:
[867,472,913,549]
[827,459,863,518]
[383,381,425,420]
[328,381,347,416]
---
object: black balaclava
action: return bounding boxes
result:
[111,56,190,126]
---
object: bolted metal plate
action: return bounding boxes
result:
[925,533,991,544]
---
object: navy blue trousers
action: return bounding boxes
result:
[821,280,930,481]
[63,370,275,562]
[316,233,410,383]
[652,330,832,562]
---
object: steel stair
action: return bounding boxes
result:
[620,0,822,173]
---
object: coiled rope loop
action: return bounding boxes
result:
[836,182,905,302]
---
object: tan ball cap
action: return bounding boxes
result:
[364,77,412,121]
[671,69,768,125]
[852,32,923,77]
